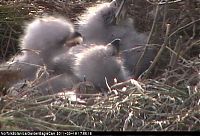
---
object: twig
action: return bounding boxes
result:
[180,39,200,56]
[143,24,171,78]
[134,4,160,78]
[147,0,183,5]
[167,19,200,40]
[169,36,182,69]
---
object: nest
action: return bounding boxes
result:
[0,0,199,131]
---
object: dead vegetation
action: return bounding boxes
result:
[0,0,199,131]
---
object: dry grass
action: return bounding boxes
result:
[0,0,199,131]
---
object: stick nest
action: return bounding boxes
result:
[0,0,199,131]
